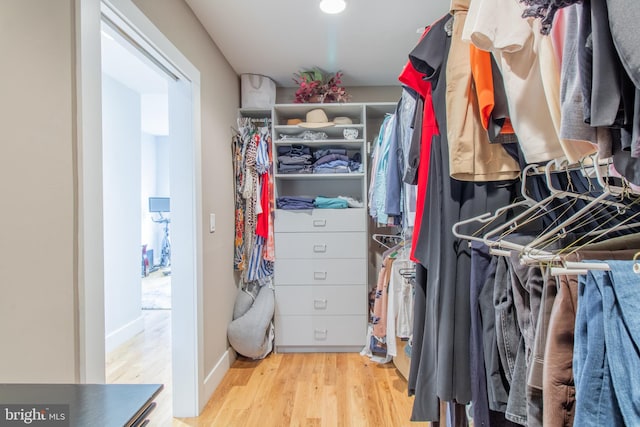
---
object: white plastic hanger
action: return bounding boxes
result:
[522,156,640,273]
[522,155,633,256]
[372,233,402,250]
[451,163,541,253]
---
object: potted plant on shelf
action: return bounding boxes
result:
[293,68,351,103]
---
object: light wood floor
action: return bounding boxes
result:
[107,310,427,427]
[106,309,173,425]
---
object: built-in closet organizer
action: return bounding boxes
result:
[271,103,395,352]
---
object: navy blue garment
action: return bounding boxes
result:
[275,196,314,210]
[470,242,494,427]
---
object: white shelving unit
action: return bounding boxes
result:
[239,102,397,353]
[272,103,370,352]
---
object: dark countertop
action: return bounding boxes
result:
[0,383,163,427]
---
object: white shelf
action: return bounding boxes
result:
[238,107,272,118]
[271,103,366,120]
[274,139,364,145]
[274,124,363,140]
[275,173,365,180]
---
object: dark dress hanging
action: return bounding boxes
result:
[407,14,518,423]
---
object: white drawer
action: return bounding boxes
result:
[274,315,367,347]
[275,232,365,259]
[275,285,367,316]
[275,208,365,233]
[275,258,366,285]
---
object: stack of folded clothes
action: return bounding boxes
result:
[313,196,349,209]
[276,195,364,210]
[275,196,315,210]
[277,145,363,174]
[277,145,313,174]
[313,148,350,174]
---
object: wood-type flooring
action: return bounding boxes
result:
[107,310,427,426]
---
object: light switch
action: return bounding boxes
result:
[209,213,216,233]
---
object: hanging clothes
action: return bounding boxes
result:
[396,0,640,424]
[232,132,248,271]
[233,117,275,284]
[398,41,439,264]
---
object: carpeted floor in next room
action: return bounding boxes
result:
[141,269,171,310]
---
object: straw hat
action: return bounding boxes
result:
[299,109,334,128]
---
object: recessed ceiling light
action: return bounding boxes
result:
[320,0,346,14]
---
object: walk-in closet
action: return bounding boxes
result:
[6,0,640,426]
[227,1,640,426]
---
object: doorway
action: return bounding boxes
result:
[86,0,204,418]
[101,10,172,384]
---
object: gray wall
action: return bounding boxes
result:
[0,0,77,382]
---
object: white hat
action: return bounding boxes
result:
[299,109,334,128]
[333,116,353,125]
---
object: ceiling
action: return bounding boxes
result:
[184,0,451,88]
[101,22,170,135]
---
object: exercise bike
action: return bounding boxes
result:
[153,213,171,275]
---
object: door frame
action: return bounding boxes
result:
[75,0,204,417]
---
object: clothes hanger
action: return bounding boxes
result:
[544,156,627,209]
[372,233,403,250]
[516,156,629,255]
[481,161,570,252]
[451,163,541,249]
[383,240,407,259]
[634,251,640,274]
[483,156,611,258]
[482,191,572,255]
[521,157,640,270]
[537,190,640,265]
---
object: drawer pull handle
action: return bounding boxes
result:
[314,271,327,280]
[314,329,328,340]
[314,299,328,309]
[313,219,327,227]
[313,244,327,253]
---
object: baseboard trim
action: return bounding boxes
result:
[105,315,145,353]
[201,347,236,411]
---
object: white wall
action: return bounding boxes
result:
[0,0,78,382]
[141,132,158,262]
[141,93,169,135]
[141,133,170,264]
[102,75,144,352]
[155,136,171,197]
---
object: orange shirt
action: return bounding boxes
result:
[469,45,515,134]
